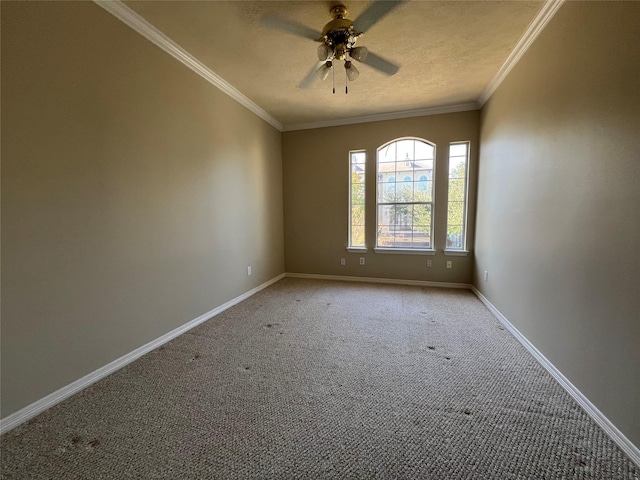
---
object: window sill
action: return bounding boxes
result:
[346,247,368,254]
[443,250,470,257]
[374,248,436,256]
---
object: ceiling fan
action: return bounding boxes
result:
[263,1,404,93]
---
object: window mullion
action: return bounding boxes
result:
[376,138,435,250]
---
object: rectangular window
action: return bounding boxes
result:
[446,142,469,250]
[349,150,366,248]
[376,139,434,250]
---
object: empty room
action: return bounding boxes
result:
[1,0,638,478]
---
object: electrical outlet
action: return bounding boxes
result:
[360,257,365,265]
[446,261,452,269]
[247,266,252,276]
[340,258,346,266]
[484,270,489,282]
[426,259,432,268]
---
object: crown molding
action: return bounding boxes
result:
[93,0,283,131]
[93,0,561,133]
[282,102,480,132]
[478,0,565,107]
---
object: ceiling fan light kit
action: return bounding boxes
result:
[345,61,359,81]
[317,44,332,62]
[315,4,365,93]
[264,1,402,93]
[349,46,369,63]
[316,61,333,81]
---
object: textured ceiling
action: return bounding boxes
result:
[123,1,544,128]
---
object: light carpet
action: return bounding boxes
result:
[1,278,638,479]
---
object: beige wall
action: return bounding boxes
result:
[4,0,637,451]
[475,2,640,445]
[1,2,284,417]
[283,111,479,283]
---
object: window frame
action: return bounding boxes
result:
[374,137,436,255]
[347,149,367,253]
[445,141,470,254]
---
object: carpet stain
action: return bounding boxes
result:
[4,279,638,479]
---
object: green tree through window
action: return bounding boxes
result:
[349,151,366,248]
[446,142,469,250]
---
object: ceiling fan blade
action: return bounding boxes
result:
[298,62,323,89]
[262,15,322,41]
[353,0,405,33]
[360,51,400,76]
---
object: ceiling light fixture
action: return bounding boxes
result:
[313,5,368,94]
[349,46,368,63]
[316,61,333,81]
[263,2,401,92]
[345,61,359,81]
[317,44,332,62]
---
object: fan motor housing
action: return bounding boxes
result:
[321,18,353,37]
[322,4,355,37]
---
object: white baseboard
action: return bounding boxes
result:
[0,273,285,435]
[471,286,640,467]
[4,273,637,469]
[285,272,472,290]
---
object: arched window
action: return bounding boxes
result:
[376,138,435,250]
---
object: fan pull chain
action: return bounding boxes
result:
[332,65,335,94]
[345,71,348,94]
